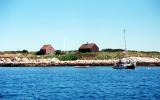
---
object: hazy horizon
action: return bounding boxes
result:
[0,0,160,51]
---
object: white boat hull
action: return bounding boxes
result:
[74,66,90,68]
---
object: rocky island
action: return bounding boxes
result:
[0,57,160,67]
[0,47,160,67]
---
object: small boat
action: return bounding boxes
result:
[147,66,150,70]
[113,58,136,69]
[74,66,90,68]
[113,29,136,69]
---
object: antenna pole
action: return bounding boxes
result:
[63,33,66,52]
[124,29,128,57]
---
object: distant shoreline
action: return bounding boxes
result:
[0,62,160,67]
[1,54,160,67]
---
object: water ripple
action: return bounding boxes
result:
[0,67,160,100]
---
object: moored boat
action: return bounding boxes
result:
[74,65,90,68]
[113,29,136,69]
[113,59,136,69]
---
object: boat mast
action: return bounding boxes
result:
[124,29,128,58]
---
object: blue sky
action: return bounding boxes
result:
[0,0,160,51]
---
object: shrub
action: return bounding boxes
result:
[22,50,28,53]
[58,53,78,61]
[55,50,61,55]
[36,51,43,55]
[101,48,124,52]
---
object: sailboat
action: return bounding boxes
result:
[113,29,136,69]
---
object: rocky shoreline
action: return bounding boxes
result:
[0,57,160,67]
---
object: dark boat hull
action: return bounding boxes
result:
[113,64,135,69]
[125,65,135,69]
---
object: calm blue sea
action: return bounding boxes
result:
[0,66,160,100]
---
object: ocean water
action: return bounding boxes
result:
[0,66,160,100]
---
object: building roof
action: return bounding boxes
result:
[79,43,97,49]
[41,44,54,49]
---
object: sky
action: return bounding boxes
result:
[0,0,160,51]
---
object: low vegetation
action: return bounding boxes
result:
[58,52,78,61]
[0,49,160,61]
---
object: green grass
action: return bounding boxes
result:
[95,52,124,60]
[1,50,160,60]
